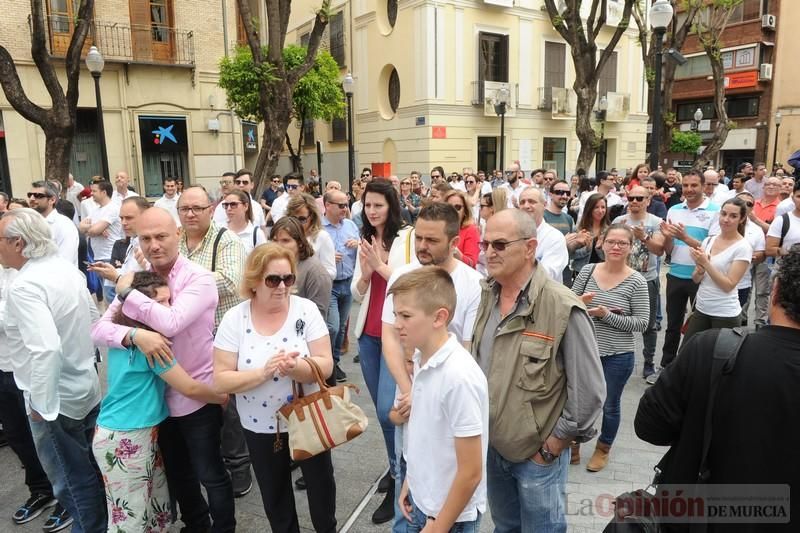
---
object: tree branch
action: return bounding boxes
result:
[0,46,47,125]
[543,0,572,43]
[596,0,634,76]
[64,0,95,112]
[29,0,66,109]
[265,0,285,66]
[587,0,601,41]
[237,0,263,63]
[287,0,331,86]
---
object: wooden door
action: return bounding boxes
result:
[47,0,78,55]
[130,0,174,63]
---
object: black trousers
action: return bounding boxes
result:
[660,274,699,368]
[244,430,336,533]
[0,371,53,497]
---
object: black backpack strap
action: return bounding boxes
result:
[253,226,258,247]
[579,263,597,296]
[779,212,790,249]
[210,227,227,272]
[697,327,748,483]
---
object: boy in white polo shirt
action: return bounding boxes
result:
[389,266,489,532]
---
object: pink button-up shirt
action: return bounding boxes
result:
[91,255,218,417]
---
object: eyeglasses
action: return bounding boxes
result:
[219,180,232,186]
[466,180,476,185]
[604,240,631,249]
[551,190,570,196]
[264,274,296,288]
[294,216,310,224]
[27,192,47,199]
[479,238,527,252]
[327,202,348,209]
[177,205,211,215]
[627,196,646,202]
[285,184,299,190]
[221,201,242,209]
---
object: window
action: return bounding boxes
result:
[675,55,712,79]
[303,118,315,147]
[727,96,759,118]
[542,137,566,181]
[387,0,398,28]
[46,0,88,55]
[478,32,509,89]
[329,12,345,67]
[598,51,617,97]
[543,41,566,106]
[129,0,175,63]
[331,117,347,143]
[728,0,761,23]
[138,116,189,197]
[676,102,716,121]
[388,68,400,114]
[300,33,310,47]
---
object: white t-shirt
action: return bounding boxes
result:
[350,200,364,229]
[111,189,140,205]
[269,194,290,223]
[213,296,328,433]
[406,334,488,522]
[382,261,483,343]
[225,221,267,256]
[213,196,265,227]
[480,181,493,196]
[46,210,79,267]
[767,211,800,254]
[775,197,795,218]
[738,220,765,290]
[500,182,525,208]
[695,236,752,317]
[154,194,181,224]
[535,220,569,281]
[89,202,123,260]
[80,197,99,221]
[309,231,337,279]
[577,189,623,221]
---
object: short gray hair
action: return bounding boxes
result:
[31,180,59,198]
[2,208,58,259]
[508,208,537,240]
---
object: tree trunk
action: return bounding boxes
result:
[693,50,730,170]
[574,82,599,173]
[43,133,74,183]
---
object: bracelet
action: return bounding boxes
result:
[129,327,139,346]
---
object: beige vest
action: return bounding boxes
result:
[472,264,584,462]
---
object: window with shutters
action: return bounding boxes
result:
[303,119,315,147]
[329,12,345,67]
[477,32,509,101]
[129,0,176,63]
[542,41,566,108]
[598,52,617,98]
[46,0,92,56]
[331,117,347,143]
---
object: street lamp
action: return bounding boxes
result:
[691,107,703,131]
[648,0,673,171]
[772,110,782,171]
[85,46,110,181]
[342,72,356,195]
[494,86,510,172]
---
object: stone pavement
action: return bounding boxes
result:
[0,305,674,533]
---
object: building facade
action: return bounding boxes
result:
[285,0,649,183]
[766,0,795,172]
[668,0,781,173]
[0,0,255,197]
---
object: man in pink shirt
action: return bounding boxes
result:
[91,208,235,533]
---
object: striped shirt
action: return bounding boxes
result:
[572,265,650,357]
[180,222,246,327]
[666,199,720,279]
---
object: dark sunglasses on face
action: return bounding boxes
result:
[285,184,299,190]
[628,196,646,202]
[27,192,48,199]
[264,274,296,288]
[466,180,476,185]
[221,202,242,209]
[234,180,250,185]
[479,238,526,252]
[551,190,570,196]
[328,202,348,209]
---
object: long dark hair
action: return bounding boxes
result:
[721,197,747,236]
[270,216,315,261]
[113,272,168,329]
[579,193,609,233]
[361,180,404,252]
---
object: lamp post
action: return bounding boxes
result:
[691,108,703,131]
[343,72,355,195]
[85,46,110,181]
[648,0,673,171]
[772,111,782,171]
[494,86,510,171]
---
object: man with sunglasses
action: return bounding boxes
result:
[28,181,79,267]
[268,172,304,224]
[472,208,604,532]
[213,169,265,228]
[612,186,666,378]
[544,180,585,285]
[259,175,284,218]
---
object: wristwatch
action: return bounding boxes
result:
[117,286,134,303]
[538,445,557,463]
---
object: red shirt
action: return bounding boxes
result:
[458,224,481,268]
[363,271,388,337]
[754,197,780,224]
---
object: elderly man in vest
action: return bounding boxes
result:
[472,209,605,532]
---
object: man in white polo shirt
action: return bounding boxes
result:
[27,181,79,267]
[111,171,140,204]
[154,177,181,224]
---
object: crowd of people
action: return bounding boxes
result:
[0,157,797,533]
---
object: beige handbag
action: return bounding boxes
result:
[275,357,368,460]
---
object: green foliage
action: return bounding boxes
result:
[218,45,345,124]
[670,130,702,154]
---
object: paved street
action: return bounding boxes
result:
[0,298,676,533]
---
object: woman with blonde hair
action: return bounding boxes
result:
[285,193,336,279]
[214,243,335,533]
[442,190,480,268]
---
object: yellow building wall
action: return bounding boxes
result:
[767,0,798,171]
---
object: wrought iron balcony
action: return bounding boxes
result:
[43,16,194,67]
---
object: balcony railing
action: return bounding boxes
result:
[538,87,553,110]
[43,16,194,67]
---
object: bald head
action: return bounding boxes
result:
[137,208,181,274]
[518,186,545,224]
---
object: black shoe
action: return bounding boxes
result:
[371,483,395,524]
[353,354,360,363]
[231,468,252,498]
[334,364,347,383]
[377,470,392,493]
[295,475,307,490]
[42,504,73,533]
[642,362,655,379]
[13,493,56,524]
[655,322,662,331]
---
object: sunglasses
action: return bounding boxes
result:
[286,184,299,190]
[466,180,476,185]
[328,202,348,209]
[264,274,296,288]
[551,190,570,196]
[479,238,527,252]
[234,180,250,185]
[627,196,646,202]
[27,192,48,199]
[221,201,242,209]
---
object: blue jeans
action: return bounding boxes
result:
[29,404,106,533]
[326,278,353,363]
[487,445,569,533]
[599,352,635,446]
[393,427,410,533]
[406,492,481,533]
[358,334,396,473]
[159,404,236,533]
